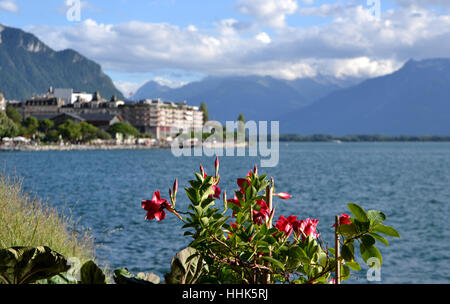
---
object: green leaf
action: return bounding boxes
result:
[367,210,386,226]
[80,260,106,284]
[164,247,205,284]
[341,244,354,262]
[113,268,156,285]
[340,264,351,281]
[360,244,382,268]
[369,232,389,246]
[346,261,361,271]
[338,223,358,237]
[328,248,336,257]
[200,217,209,226]
[361,235,376,247]
[372,224,401,238]
[0,246,70,284]
[347,203,369,222]
[261,256,285,271]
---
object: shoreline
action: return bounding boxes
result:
[0,141,248,152]
[0,144,168,152]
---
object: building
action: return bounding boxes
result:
[51,87,93,105]
[121,99,203,139]
[0,91,5,111]
[8,96,64,119]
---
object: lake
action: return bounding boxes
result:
[1,142,449,283]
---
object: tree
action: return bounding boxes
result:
[237,113,245,134]
[96,129,112,140]
[0,111,19,138]
[79,122,98,142]
[45,130,60,143]
[25,116,39,135]
[58,120,81,142]
[39,119,54,134]
[6,106,22,126]
[108,123,140,138]
[200,102,209,123]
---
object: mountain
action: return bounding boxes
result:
[133,75,358,122]
[0,25,123,101]
[280,58,450,135]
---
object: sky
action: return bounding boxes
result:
[1,0,450,96]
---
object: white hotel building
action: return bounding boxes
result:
[121,98,204,139]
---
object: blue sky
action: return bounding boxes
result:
[1,0,450,95]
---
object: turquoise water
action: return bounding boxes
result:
[1,143,449,283]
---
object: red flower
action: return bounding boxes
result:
[142,191,172,222]
[295,218,320,240]
[252,200,270,225]
[211,184,221,199]
[275,215,298,237]
[275,192,291,200]
[227,195,241,207]
[332,213,352,227]
[237,178,251,189]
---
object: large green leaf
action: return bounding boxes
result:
[372,224,401,238]
[341,244,355,262]
[360,244,383,268]
[80,260,106,284]
[261,256,285,271]
[347,203,369,222]
[164,247,206,284]
[361,235,376,247]
[113,268,159,285]
[369,232,390,246]
[0,246,70,284]
[367,210,386,226]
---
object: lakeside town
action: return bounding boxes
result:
[0,87,207,151]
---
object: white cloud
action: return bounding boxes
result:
[255,32,271,44]
[24,3,450,82]
[237,0,299,28]
[0,0,18,13]
[154,77,188,88]
[396,0,450,9]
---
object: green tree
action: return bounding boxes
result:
[6,106,22,125]
[200,102,209,123]
[79,122,98,142]
[108,123,140,138]
[45,130,60,143]
[25,116,39,135]
[96,129,112,140]
[0,111,19,138]
[58,120,81,142]
[237,113,245,134]
[39,119,54,134]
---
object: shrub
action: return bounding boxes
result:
[0,173,94,264]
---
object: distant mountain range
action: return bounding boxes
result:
[2,25,450,135]
[280,58,450,135]
[133,75,360,122]
[0,24,123,101]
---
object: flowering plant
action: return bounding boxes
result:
[142,158,400,284]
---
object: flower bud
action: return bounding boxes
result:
[215,156,220,176]
[275,192,291,200]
